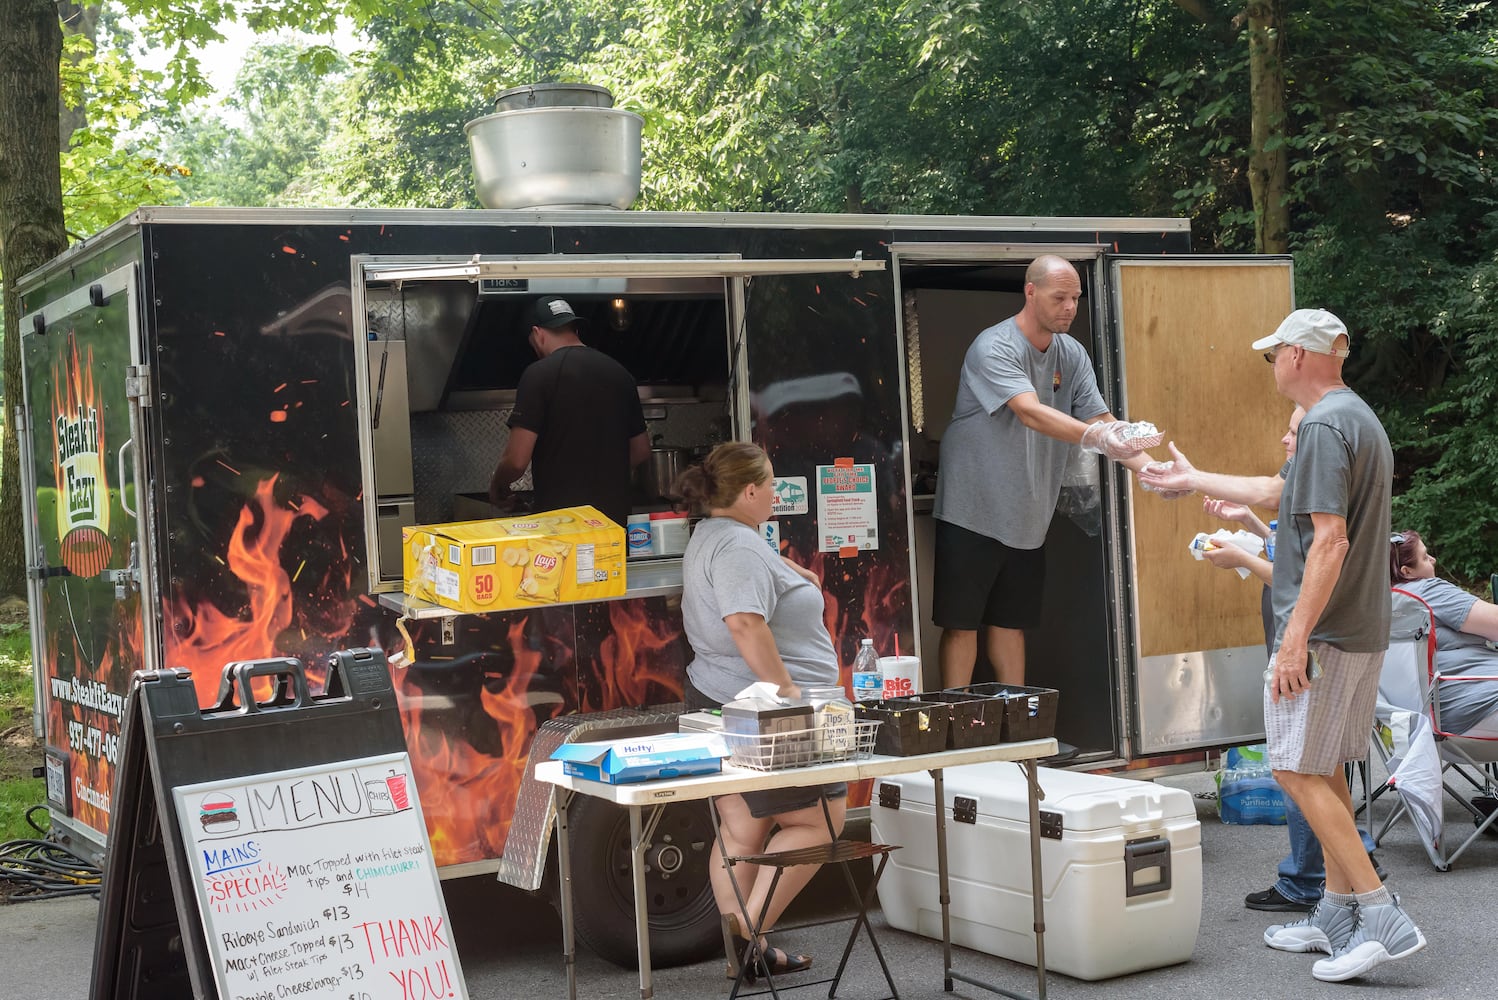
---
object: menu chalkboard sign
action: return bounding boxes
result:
[173,751,468,1000]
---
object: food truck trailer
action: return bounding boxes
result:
[15,198,1295,964]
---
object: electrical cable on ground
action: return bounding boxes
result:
[1,806,101,902]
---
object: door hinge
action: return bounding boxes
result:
[102,542,142,600]
[125,365,152,405]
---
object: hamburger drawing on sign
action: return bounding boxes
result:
[199,794,240,833]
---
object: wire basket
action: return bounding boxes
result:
[723,720,881,771]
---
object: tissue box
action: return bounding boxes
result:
[403,505,625,613]
[551,733,729,784]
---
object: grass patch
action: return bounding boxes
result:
[0,778,48,842]
[0,620,48,843]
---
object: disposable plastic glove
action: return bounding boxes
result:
[1080,420,1163,461]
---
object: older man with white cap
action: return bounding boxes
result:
[1140,308,1425,983]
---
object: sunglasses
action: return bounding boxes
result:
[1263,345,1288,364]
[1390,532,1408,545]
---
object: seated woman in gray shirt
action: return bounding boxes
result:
[1390,530,1498,737]
[674,442,846,982]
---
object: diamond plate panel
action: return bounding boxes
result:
[409,410,519,524]
[496,705,683,890]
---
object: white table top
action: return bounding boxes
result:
[534,738,1057,805]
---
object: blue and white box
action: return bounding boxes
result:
[551,732,729,784]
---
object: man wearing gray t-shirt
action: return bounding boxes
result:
[933,255,1165,692]
[1140,309,1424,983]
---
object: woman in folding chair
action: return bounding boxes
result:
[675,442,847,983]
[1389,531,1498,740]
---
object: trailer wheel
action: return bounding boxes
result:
[561,794,721,968]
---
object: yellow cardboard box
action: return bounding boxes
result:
[402,506,626,613]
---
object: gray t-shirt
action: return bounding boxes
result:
[682,516,839,703]
[933,317,1108,549]
[1399,577,1498,734]
[1271,389,1393,653]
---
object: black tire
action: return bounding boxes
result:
[558,795,722,968]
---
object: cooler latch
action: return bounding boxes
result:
[1124,835,1172,897]
[877,782,901,810]
[1039,810,1063,840]
[952,795,977,825]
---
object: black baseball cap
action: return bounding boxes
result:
[525,297,585,330]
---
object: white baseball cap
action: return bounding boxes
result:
[1251,308,1350,357]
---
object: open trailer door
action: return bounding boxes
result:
[1109,255,1294,756]
[19,264,160,853]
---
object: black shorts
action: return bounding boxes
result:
[931,519,1046,631]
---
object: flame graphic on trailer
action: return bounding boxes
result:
[50,333,112,577]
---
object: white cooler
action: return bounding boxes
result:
[870,762,1201,981]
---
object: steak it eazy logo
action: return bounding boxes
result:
[51,333,112,577]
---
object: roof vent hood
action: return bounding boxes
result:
[464,84,643,210]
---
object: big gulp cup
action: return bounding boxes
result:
[878,655,920,701]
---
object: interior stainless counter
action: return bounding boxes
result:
[377,557,683,619]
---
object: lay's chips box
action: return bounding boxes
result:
[403,506,626,613]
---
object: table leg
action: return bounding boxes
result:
[933,768,953,992]
[629,805,654,1000]
[556,789,578,1000]
[934,758,1048,1000]
[1024,760,1047,1000]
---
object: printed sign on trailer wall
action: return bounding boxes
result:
[174,751,468,1000]
[815,463,879,553]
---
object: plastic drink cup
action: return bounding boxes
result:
[878,655,920,700]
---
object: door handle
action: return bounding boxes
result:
[117,438,137,518]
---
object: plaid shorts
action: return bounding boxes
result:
[1264,641,1384,775]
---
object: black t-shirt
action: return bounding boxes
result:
[507,345,645,525]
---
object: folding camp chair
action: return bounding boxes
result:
[1366,587,1498,870]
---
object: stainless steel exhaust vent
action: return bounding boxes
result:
[465,84,643,210]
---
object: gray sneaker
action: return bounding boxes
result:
[1311,898,1426,982]
[1264,898,1358,954]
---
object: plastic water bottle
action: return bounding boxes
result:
[1265,519,1277,562]
[851,639,881,703]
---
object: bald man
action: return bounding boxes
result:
[932,255,1162,698]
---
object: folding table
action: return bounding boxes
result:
[535,737,1057,1000]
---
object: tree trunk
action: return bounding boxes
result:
[1247,0,1289,254]
[0,0,68,598]
[57,3,102,151]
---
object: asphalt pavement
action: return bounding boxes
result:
[6,769,1494,999]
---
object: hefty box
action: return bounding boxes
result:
[402,505,625,613]
[551,733,729,784]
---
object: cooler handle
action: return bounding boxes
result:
[1123,835,1172,897]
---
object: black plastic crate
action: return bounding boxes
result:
[945,684,1059,743]
[855,698,951,756]
[920,691,1004,748]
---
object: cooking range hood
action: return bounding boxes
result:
[368,275,731,413]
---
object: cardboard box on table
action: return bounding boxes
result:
[403,505,625,613]
[551,733,729,784]
[871,762,1201,981]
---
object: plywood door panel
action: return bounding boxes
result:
[1115,260,1294,658]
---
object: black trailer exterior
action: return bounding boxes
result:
[18,207,1290,965]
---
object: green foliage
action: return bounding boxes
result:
[0,622,44,844]
[60,28,189,236]
[158,41,350,206]
[1281,0,1498,584]
[33,0,1498,582]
